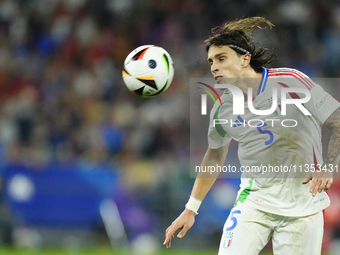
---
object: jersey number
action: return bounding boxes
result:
[225,210,241,231]
[257,123,274,146]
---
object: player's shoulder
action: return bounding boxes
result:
[267,67,314,90]
[267,67,310,78]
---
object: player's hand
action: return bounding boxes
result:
[302,167,333,197]
[163,208,196,249]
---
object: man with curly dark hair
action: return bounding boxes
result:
[164,17,340,255]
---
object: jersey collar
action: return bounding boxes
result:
[257,67,268,95]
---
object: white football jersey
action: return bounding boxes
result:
[208,67,340,216]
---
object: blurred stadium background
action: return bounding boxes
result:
[0,0,339,254]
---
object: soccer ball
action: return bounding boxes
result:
[122,45,174,97]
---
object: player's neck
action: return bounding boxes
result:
[235,68,263,100]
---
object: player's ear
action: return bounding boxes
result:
[241,53,251,67]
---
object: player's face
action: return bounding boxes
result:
[207,45,244,84]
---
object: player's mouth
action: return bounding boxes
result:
[214,76,223,83]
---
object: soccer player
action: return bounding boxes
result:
[163,17,340,255]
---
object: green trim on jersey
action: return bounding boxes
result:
[234,178,254,208]
[213,104,227,138]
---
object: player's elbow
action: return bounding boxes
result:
[205,143,230,162]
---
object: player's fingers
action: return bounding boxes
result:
[302,177,312,184]
[164,233,173,245]
[168,235,175,249]
[318,180,327,193]
[164,220,184,245]
[325,179,333,191]
[164,230,170,243]
[166,222,178,236]
[164,225,174,245]
[166,221,176,232]
[302,173,312,184]
[308,178,316,192]
[166,239,171,249]
[177,224,190,238]
[310,178,321,197]
[163,232,174,247]
[318,177,333,193]
[163,237,169,246]
[302,179,308,184]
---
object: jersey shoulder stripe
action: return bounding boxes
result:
[258,68,269,95]
[268,68,314,90]
[277,82,301,99]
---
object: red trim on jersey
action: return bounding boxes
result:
[277,82,301,99]
[268,68,314,90]
[313,146,319,170]
[268,68,314,89]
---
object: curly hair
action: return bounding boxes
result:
[205,17,278,72]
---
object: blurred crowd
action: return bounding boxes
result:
[0,0,340,253]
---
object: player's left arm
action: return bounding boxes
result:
[323,107,340,166]
[303,107,340,196]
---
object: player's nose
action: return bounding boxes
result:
[211,62,219,74]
